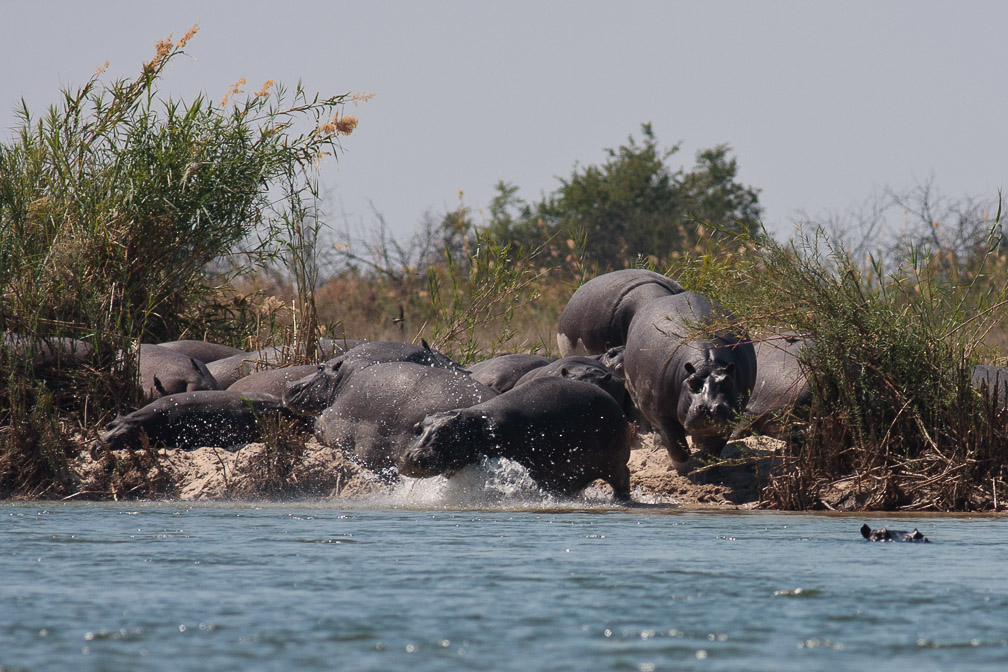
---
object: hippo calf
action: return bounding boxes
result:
[100,390,302,451]
[400,377,632,500]
[557,269,684,357]
[623,291,756,466]
[860,524,931,542]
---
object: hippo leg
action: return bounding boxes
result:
[698,436,728,459]
[609,464,632,502]
[657,423,691,467]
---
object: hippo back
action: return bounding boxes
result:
[227,365,320,398]
[557,269,684,357]
[157,339,244,364]
[513,355,633,418]
[137,344,219,401]
[733,334,811,438]
[467,353,555,393]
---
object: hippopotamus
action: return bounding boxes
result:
[556,269,684,357]
[971,364,1008,406]
[3,333,94,365]
[467,353,555,393]
[205,347,286,389]
[137,344,219,401]
[227,365,320,398]
[513,355,636,419]
[316,337,368,360]
[623,291,756,466]
[311,361,496,472]
[156,339,245,364]
[399,377,632,500]
[100,390,303,450]
[732,334,811,439]
[283,340,464,416]
[588,345,627,379]
[860,523,931,542]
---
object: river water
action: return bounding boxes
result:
[2,500,1006,671]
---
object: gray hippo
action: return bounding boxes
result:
[311,361,496,472]
[467,353,555,393]
[227,365,320,398]
[732,334,811,439]
[556,269,684,357]
[137,344,219,401]
[860,523,931,542]
[399,377,632,500]
[623,291,756,466]
[206,346,286,389]
[100,390,302,450]
[157,339,245,364]
[316,337,368,360]
[283,340,464,416]
[513,355,636,420]
[971,364,1008,406]
[3,333,94,364]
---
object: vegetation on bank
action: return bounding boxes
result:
[2,32,1007,509]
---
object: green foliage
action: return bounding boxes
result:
[484,123,761,270]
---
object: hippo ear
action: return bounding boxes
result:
[153,375,167,396]
[560,366,570,378]
[601,372,612,383]
[189,358,202,373]
[684,362,696,375]
[412,421,424,436]
[421,338,432,351]
[725,362,736,375]
[860,523,871,539]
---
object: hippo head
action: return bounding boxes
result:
[100,415,142,451]
[677,360,741,436]
[282,359,348,415]
[398,410,489,478]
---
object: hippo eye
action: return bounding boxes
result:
[412,423,423,436]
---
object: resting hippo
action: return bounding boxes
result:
[227,365,320,398]
[400,377,632,500]
[316,337,368,360]
[557,269,684,357]
[100,390,302,450]
[513,356,636,419]
[137,344,219,401]
[467,354,555,393]
[311,361,496,472]
[623,291,756,466]
[206,347,286,389]
[156,339,245,364]
[284,340,464,416]
[971,364,1008,406]
[732,334,811,439]
[3,333,94,365]
[860,523,931,542]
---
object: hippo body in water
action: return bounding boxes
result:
[860,524,931,542]
[311,361,496,472]
[283,340,464,416]
[137,344,219,401]
[400,377,632,500]
[623,291,756,466]
[100,390,301,450]
[156,339,244,364]
[467,354,555,393]
[556,269,684,357]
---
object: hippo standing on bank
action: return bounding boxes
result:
[309,361,496,472]
[556,269,684,357]
[100,390,302,450]
[467,353,555,393]
[623,291,756,467]
[399,377,632,500]
[732,334,811,439]
[283,340,464,416]
[137,344,219,401]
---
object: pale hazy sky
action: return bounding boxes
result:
[3,1,1005,241]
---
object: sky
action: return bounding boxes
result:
[2,1,1005,243]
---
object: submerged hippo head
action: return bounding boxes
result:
[678,360,742,436]
[282,359,348,415]
[398,410,489,478]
